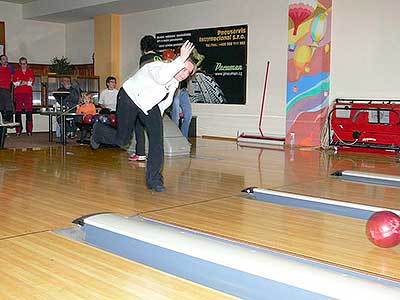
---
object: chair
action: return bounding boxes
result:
[0,114,20,149]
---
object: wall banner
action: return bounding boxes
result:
[286,0,332,146]
[156,24,247,104]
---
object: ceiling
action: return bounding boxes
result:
[2,0,210,23]
[1,0,33,3]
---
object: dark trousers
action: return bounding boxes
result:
[0,126,7,149]
[94,88,164,188]
[114,89,146,156]
[0,88,13,122]
[0,111,13,123]
[15,111,33,134]
[134,118,146,156]
[75,115,90,142]
[56,115,76,137]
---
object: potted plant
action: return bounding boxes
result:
[49,56,73,74]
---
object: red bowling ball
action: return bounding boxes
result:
[108,114,117,127]
[162,48,176,61]
[82,114,93,124]
[366,211,400,248]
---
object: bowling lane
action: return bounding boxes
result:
[0,232,236,300]
[273,178,400,210]
[143,196,400,281]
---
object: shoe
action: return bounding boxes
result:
[16,132,21,137]
[90,135,100,150]
[128,154,147,161]
[27,132,32,136]
[149,185,166,192]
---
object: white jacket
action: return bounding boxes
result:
[122,57,185,115]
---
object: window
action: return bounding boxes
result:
[32,75,42,106]
[45,75,100,107]
[77,77,100,105]
[46,76,67,107]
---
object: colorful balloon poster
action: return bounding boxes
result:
[287,0,332,146]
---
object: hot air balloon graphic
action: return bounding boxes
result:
[311,13,327,52]
[289,0,317,36]
[293,44,312,80]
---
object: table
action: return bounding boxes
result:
[40,110,81,145]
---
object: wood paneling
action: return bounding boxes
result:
[9,62,94,77]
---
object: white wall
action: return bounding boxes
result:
[121,0,288,138]
[2,0,397,136]
[331,0,400,100]
[66,19,94,64]
[0,1,65,64]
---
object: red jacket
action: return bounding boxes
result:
[14,67,35,94]
[0,65,13,89]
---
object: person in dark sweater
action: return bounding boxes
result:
[55,77,81,138]
[0,55,15,123]
[139,35,162,67]
[128,35,163,161]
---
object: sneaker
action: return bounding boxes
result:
[90,135,100,150]
[149,185,166,193]
[27,132,32,136]
[16,132,22,137]
[128,154,147,161]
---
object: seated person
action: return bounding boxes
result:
[171,79,192,138]
[75,93,96,144]
[98,76,118,114]
[55,77,81,138]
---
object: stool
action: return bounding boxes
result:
[0,114,20,149]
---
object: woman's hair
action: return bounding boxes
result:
[80,93,93,104]
[140,35,158,53]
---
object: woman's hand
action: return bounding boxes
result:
[179,40,195,62]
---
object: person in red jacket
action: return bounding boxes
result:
[0,55,15,122]
[13,57,35,136]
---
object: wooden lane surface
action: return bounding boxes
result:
[143,196,400,281]
[0,232,235,300]
[0,139,398,240]
[0,138,398,298]
[0,143,254,238]
[270,148,400,209]
[0,139,335,239]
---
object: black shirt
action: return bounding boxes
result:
[139,53,162,68]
